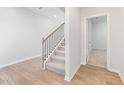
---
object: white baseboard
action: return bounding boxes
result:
[64,75,70,81]
[80,61,86,65]
[107,67,119,73]
[108,67,124,84]
[64,64,80,81]
[0,55,41,69]
[92,48,107,50]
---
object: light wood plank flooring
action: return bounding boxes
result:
[88,49,107,68]
[0,57,122,85]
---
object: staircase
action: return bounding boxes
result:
[46,40,65,74]
[41,23,65,75]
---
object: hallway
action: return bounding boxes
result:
[87,49,107,68]
[0,57,122,85]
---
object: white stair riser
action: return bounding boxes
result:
[55,51,65,56]
[52,57,65,63]
[58,47,65,50]
[46,65,65,75]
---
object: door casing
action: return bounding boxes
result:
[83,13,110,69]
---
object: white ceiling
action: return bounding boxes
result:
[26,7,65,22]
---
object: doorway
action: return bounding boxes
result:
[84,14,110,68]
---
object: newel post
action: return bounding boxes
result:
[41,37,45,70]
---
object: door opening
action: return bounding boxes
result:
[84,14,110,69]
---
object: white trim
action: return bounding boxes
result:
[64,7,70,81]
[83,17,87,64]
[0,55,41,69]
[80,61,84,65]
[108,68,124,84]
[64,64,80,81]
[106,13,111,70]
[64,75,70,81]
[83,13,110,69]
[119,72,124,84]
[92,48,107,50]
[85,13,109,19]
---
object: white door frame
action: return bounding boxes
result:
[83,13,110,69]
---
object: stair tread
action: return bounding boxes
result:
[46,61,65,70]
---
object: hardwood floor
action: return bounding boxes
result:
[88,49,107,68]
[0,57,123,85]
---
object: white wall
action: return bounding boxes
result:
[0,8,60,67]
[81,7,124,82]
[65,7,81,80]
[119,8,124,82]
[92,21,107,49]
